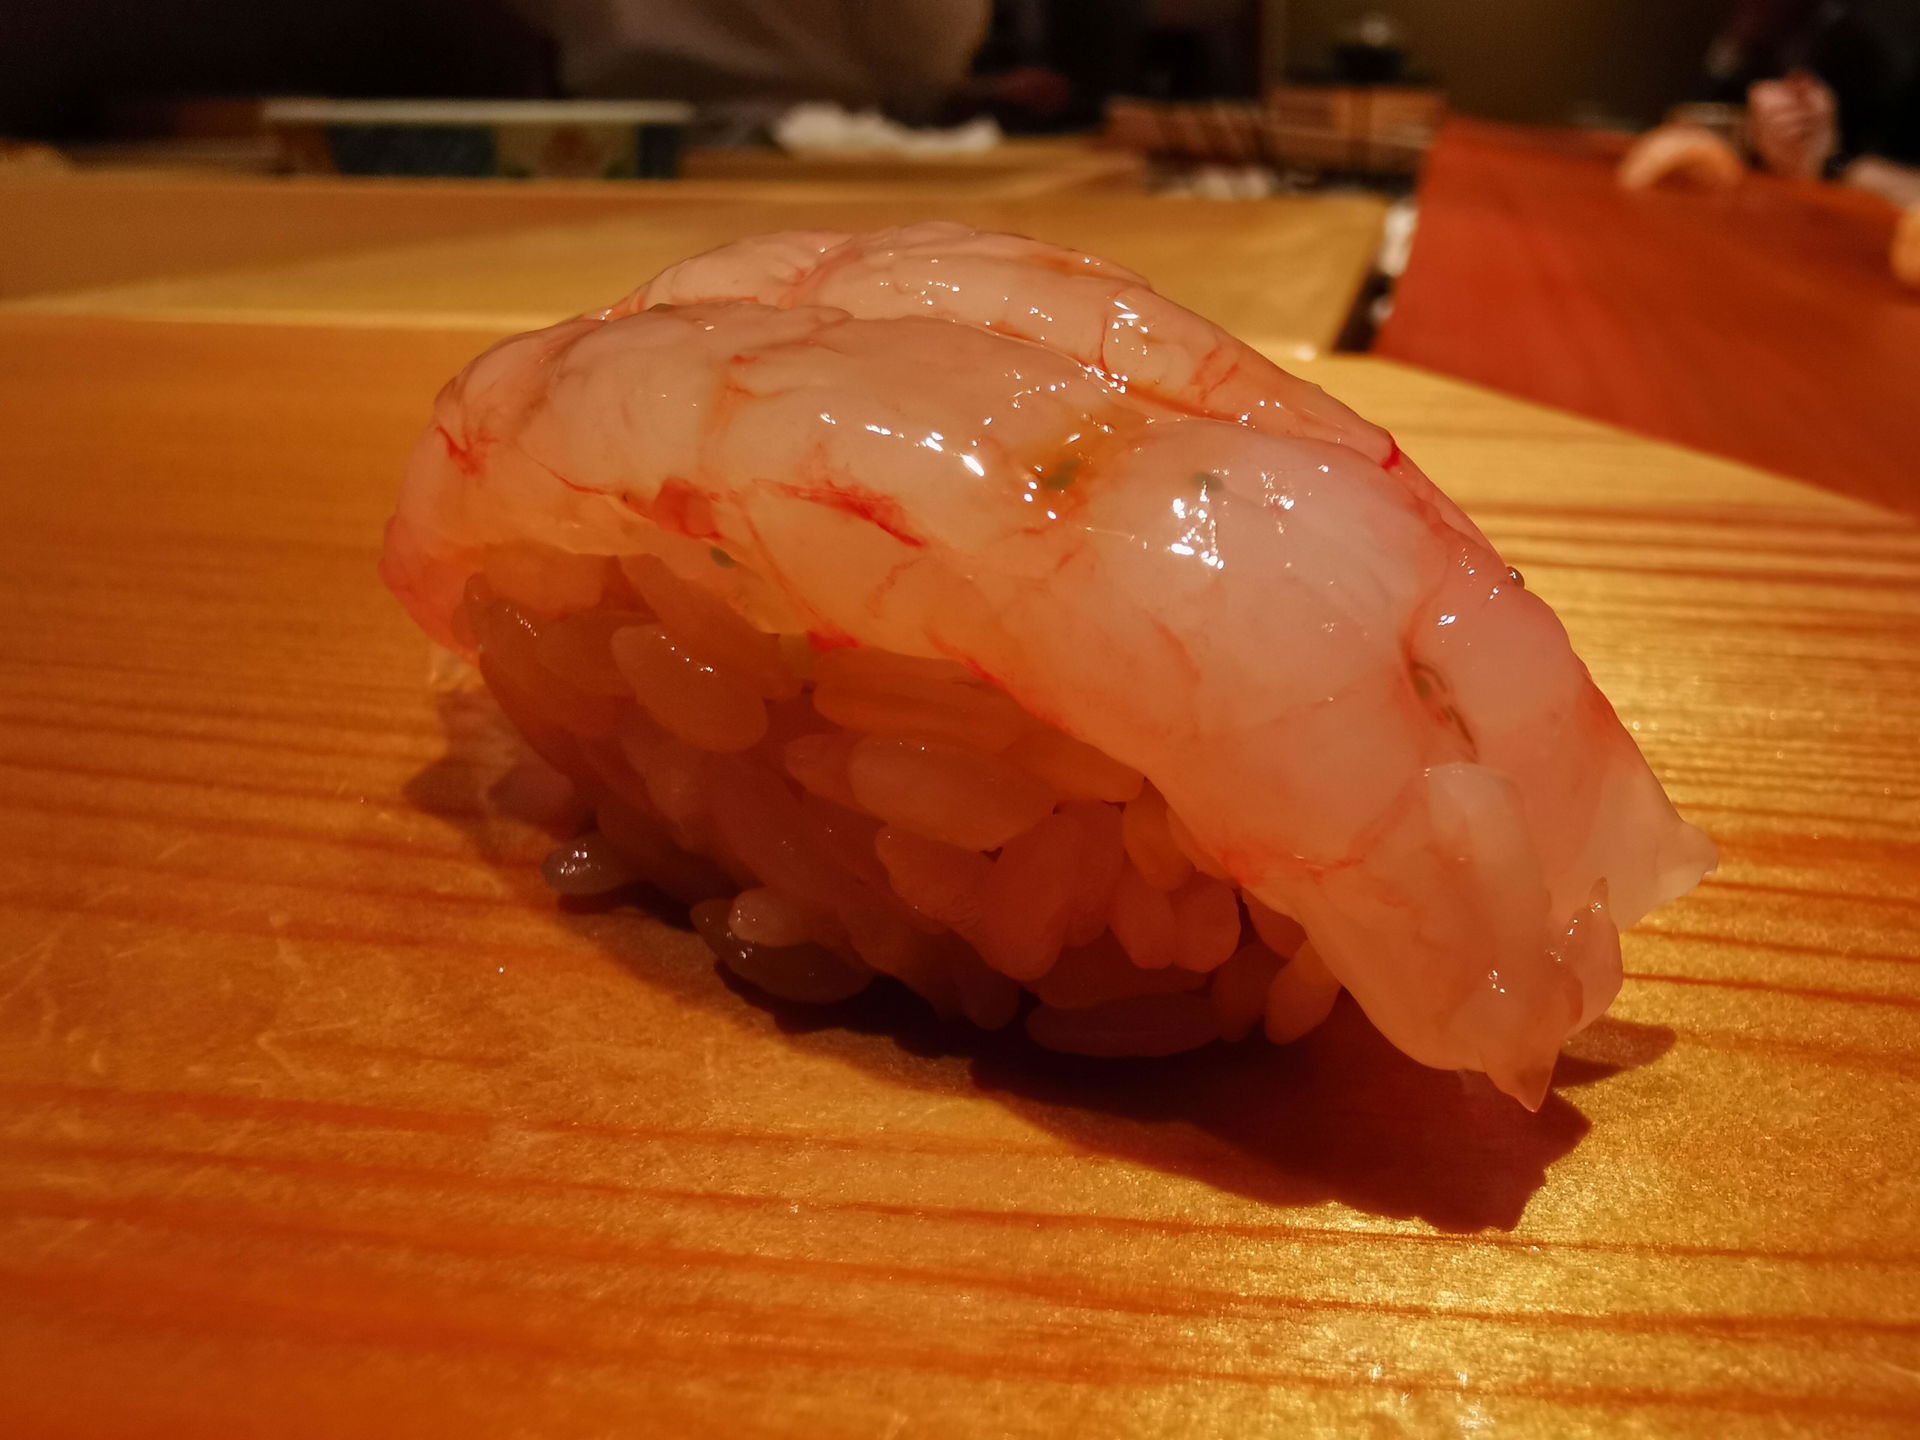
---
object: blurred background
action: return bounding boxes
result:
[6,2,1911,139]
[3,0,1917,509]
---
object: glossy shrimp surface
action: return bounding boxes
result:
[383,224,1716,1106]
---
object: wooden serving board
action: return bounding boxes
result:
[0,314,1916,1437]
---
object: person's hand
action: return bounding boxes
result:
[1895,207,1920,290]
[988,67,1072,119]
[1748,71,1839,180]
[1618,124,1745,192]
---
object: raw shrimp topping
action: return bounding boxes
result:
[383,224,1716,1106]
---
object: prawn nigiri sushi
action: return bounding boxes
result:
[381,223,1716,1107]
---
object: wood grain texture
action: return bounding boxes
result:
[1,193,1387,353]
[1376,120,1919,514]
[0,142,1140,302]
[0,314,1917,1438]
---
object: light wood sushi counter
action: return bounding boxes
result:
[0,195,1917,1435]
[0,139,1144,302]
[1,191,1386,357]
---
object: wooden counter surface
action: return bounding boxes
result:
[679,137,1144,194]
[0,141,1141,303]
[0,313,1916,1436]
[3,192,1387,354]
[1376,120,1919,514]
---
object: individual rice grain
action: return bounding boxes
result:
[483,542,609,617]
[783,731,866,812]
[817,649,973,688]
[1005,727,1143,803]
[756,693,826,756]
[623,554,800,700]
[595,797,734,903]
[1029,933,1208,1010]
[778,633,817,683]
[489,753,591,834]
[706,757,853,908]
[839,905,960,1014]
[846,736,1056,850]
[541,831,640,896]
[1121,786,1192,891]
[1108,860,1181,969]
[1167,805,1232,881]
[577,736,658,818]
[873,826,992,931]
[1265,942,1343,1043]
[947,942,1021,1029]
[1244,894,1308,957]
[1209,941,1287,1040]
[533,608,651,697]
[798,793,893,893]
[690,898,872,1004]
[708,756,928,969]
[1171,874,1242,972]
[476,652,591,787]
[448,581,485,653]
[1026,991,1223,1057]
[615,710,711,836]
[729,886,827,948]
[811,648,1031,750]
[610,622,768,752]
[474,594,622,741]
[1060,801,1127,946]
[971,811,1082,981]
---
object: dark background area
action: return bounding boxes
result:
[0,0,556,137]
[2,0,1916,140]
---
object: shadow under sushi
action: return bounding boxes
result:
[407,700,1675,1236]
[548,868,1674,1233]
[706,957,1672,1233]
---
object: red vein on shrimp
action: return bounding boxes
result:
[774,480,926,548]
[436,425,483,477]
[653,478,722,538]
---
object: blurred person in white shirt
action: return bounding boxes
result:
[516,0,1068,121]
